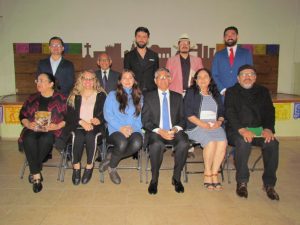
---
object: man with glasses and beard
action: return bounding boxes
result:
[225,64,279,201]
[124,27,159,93]
[212,26,253,96]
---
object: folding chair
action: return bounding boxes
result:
[19,146,67,182]
[223,145,263,183]
[184,140,224,183]
[59,131,104,182]
[145,144,187,184]
[99,142,143,183]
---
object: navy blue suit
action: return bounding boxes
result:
[37,57,75,96]
[212,47,253,92]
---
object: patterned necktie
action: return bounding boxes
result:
[103,71,108,89]
[162,92,171,130]
[229,48,234,66]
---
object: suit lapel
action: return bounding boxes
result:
[55,58,65,76]
[46,58,54,74]
[169,92,176,125]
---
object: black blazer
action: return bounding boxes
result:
[37,57,75,96]
[63,92,106,138]
[95,69,120,93]
[124,48,159,92]
[142,89,185,132]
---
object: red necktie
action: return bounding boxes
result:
[229,48,234,66]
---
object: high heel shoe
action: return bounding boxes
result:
[203,174,214,190]
[32,179,43,193]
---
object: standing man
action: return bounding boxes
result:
[225,64,279,201]
[124,26,159,93]
[95,52,120,93]
[142,68,189,195]
[212,26,253,95]
[37,36,75,96]
[166,33,203,95]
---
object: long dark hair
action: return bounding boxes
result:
[116,69,142,116]
[191,68,220,98]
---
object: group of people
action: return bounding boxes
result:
[18,26,279,201]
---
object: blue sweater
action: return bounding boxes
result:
[104,88,142,135]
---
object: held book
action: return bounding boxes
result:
[34,111,51,132]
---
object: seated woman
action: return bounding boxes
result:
[99,69,143,184]
[184,68,227,191]
[18,73,67,193]
[65,70,106,185]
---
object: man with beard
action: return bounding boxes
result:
[212,26,253,96]
[166,34,203,95]
[225,64,279,201]
[124,27,159,93]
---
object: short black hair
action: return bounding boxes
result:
[48,36,64,46]
[135,27,150,37]
[223,26,239,36]
[237,64,257,75]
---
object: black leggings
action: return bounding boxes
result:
[23,130,54,174]
[72,129,100,165]
[108,132,143,168]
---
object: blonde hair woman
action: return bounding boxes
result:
[65,70,106,185]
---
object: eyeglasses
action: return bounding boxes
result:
[239,72,256,77]
[156,76,171,80]
[82,77,95,81]
[50,44,63,48]
[35,79,50,84]
[98,59,110,62]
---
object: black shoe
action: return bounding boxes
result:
[236,182,248,198]
[72,169,81,185]
[81,168,93,184]
[132,152,138,160]
[172,177,184,193]
[148,180,158,195]
[108,167,121,184]
[42,153,52,163]
[32,179,43,193]
[28,173,43,184]
[264,185,280,201]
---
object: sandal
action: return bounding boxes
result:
[203,174,214,190]
[212,174,223,191]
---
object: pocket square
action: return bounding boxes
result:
[149,58,155,61]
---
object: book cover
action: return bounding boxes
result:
[34,111,51,132]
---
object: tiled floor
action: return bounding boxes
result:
[0,138,299,225]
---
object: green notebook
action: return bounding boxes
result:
[247,127,263,136]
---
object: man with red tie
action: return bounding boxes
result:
[212,26,253,96]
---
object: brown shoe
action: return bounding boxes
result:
[236,182,248,198]
[264,185,280,200]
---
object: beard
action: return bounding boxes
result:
[225,39,237,47]
[135,41,147,49]
[240,82,254,89]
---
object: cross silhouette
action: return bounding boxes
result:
[84,43,91,56]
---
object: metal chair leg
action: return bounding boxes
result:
[19,158,28,179]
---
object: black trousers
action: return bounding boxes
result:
[72,129,100,165]
[228,134,279,186]
[108,132,143,168]
[23,130,54,174]
[148,131,189,182]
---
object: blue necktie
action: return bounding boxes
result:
[162,92,171,130]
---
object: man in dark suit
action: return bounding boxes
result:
[212,26,253,96]
[95,53,119,93]
[37,36,75,96]
[142,68,189,195]
[124,27,159,93]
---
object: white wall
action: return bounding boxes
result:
[0,0,299,96]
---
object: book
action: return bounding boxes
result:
[34,111,51,132]
[247,127,263,137]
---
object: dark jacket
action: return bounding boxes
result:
[95,69,120,94]
[225,83,275,137]
[184,87,224,130]
[37,57,75,96]
[63,92,106,138]
[124,48,159,92]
